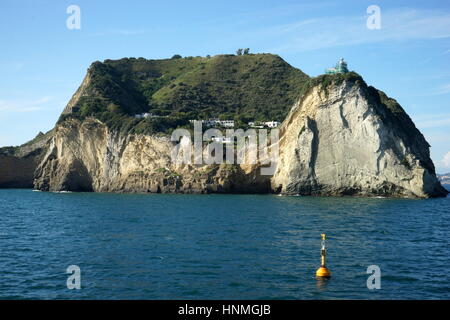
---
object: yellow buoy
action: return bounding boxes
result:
[316,233,331,278]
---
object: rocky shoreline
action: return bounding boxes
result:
[1,57,448,198]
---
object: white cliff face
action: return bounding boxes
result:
[272,80,446,198]
[35,118,177,192]
[0,131,52,188]
[34,118,269,193]
[32,77,447,198]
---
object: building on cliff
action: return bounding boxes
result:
[189,119,235,128]
[2,55,447,198]
[134,113,163,119]
[325,58,349,74]
[248,121,280,128]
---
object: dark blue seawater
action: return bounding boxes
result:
[0,188,449,300]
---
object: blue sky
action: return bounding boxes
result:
[0,0,449,172]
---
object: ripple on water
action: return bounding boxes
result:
[0,189,449,299]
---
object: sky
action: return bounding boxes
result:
[0,0,449,172]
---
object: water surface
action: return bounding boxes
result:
[0,189,449,299]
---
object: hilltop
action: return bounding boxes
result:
[0,53,447,198]
[60,53,309,134]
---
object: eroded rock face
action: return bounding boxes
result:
[0,132,52,188]
[5,74,447,198]
[0,154,38,188]
[33,118,270,193]
[271,80,448,198]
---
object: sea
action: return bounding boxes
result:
[0,187,449,299]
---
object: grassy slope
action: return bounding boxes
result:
[0,131,51,156]
[60,54,309,134]
[55,53,433,174]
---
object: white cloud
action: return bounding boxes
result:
[406,83,450,97]
[0,96,53,113]
[0,62,25,72]
[115,29,146,35]
[414,113,450,129]
[197,2,337,30]
[431,83,450,95]
[441,151,450,168]
[89,29,146,37]
[416,117,450,129]
[259,8,450,53]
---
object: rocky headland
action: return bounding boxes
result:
[0,54,447,198]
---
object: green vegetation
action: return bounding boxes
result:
[155,167,181,178]
[0,130,51,156]
[299,71,365,98]
[0,146,17,156]
[371,88,405,114]
[58,54,310,135]
[365,84,432,173]
[236,48,250,55]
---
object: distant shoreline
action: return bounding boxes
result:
[0,187,449,199]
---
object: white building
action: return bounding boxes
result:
[248,121,280,128]
[211,137,232,144]
[135,113,160,119]
[248,122,264,128]
[189,119,235,128]
[264,121,280,128]
[217,120,235,128]
[204,119,219,127]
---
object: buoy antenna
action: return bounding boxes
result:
[316,233,331,278]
